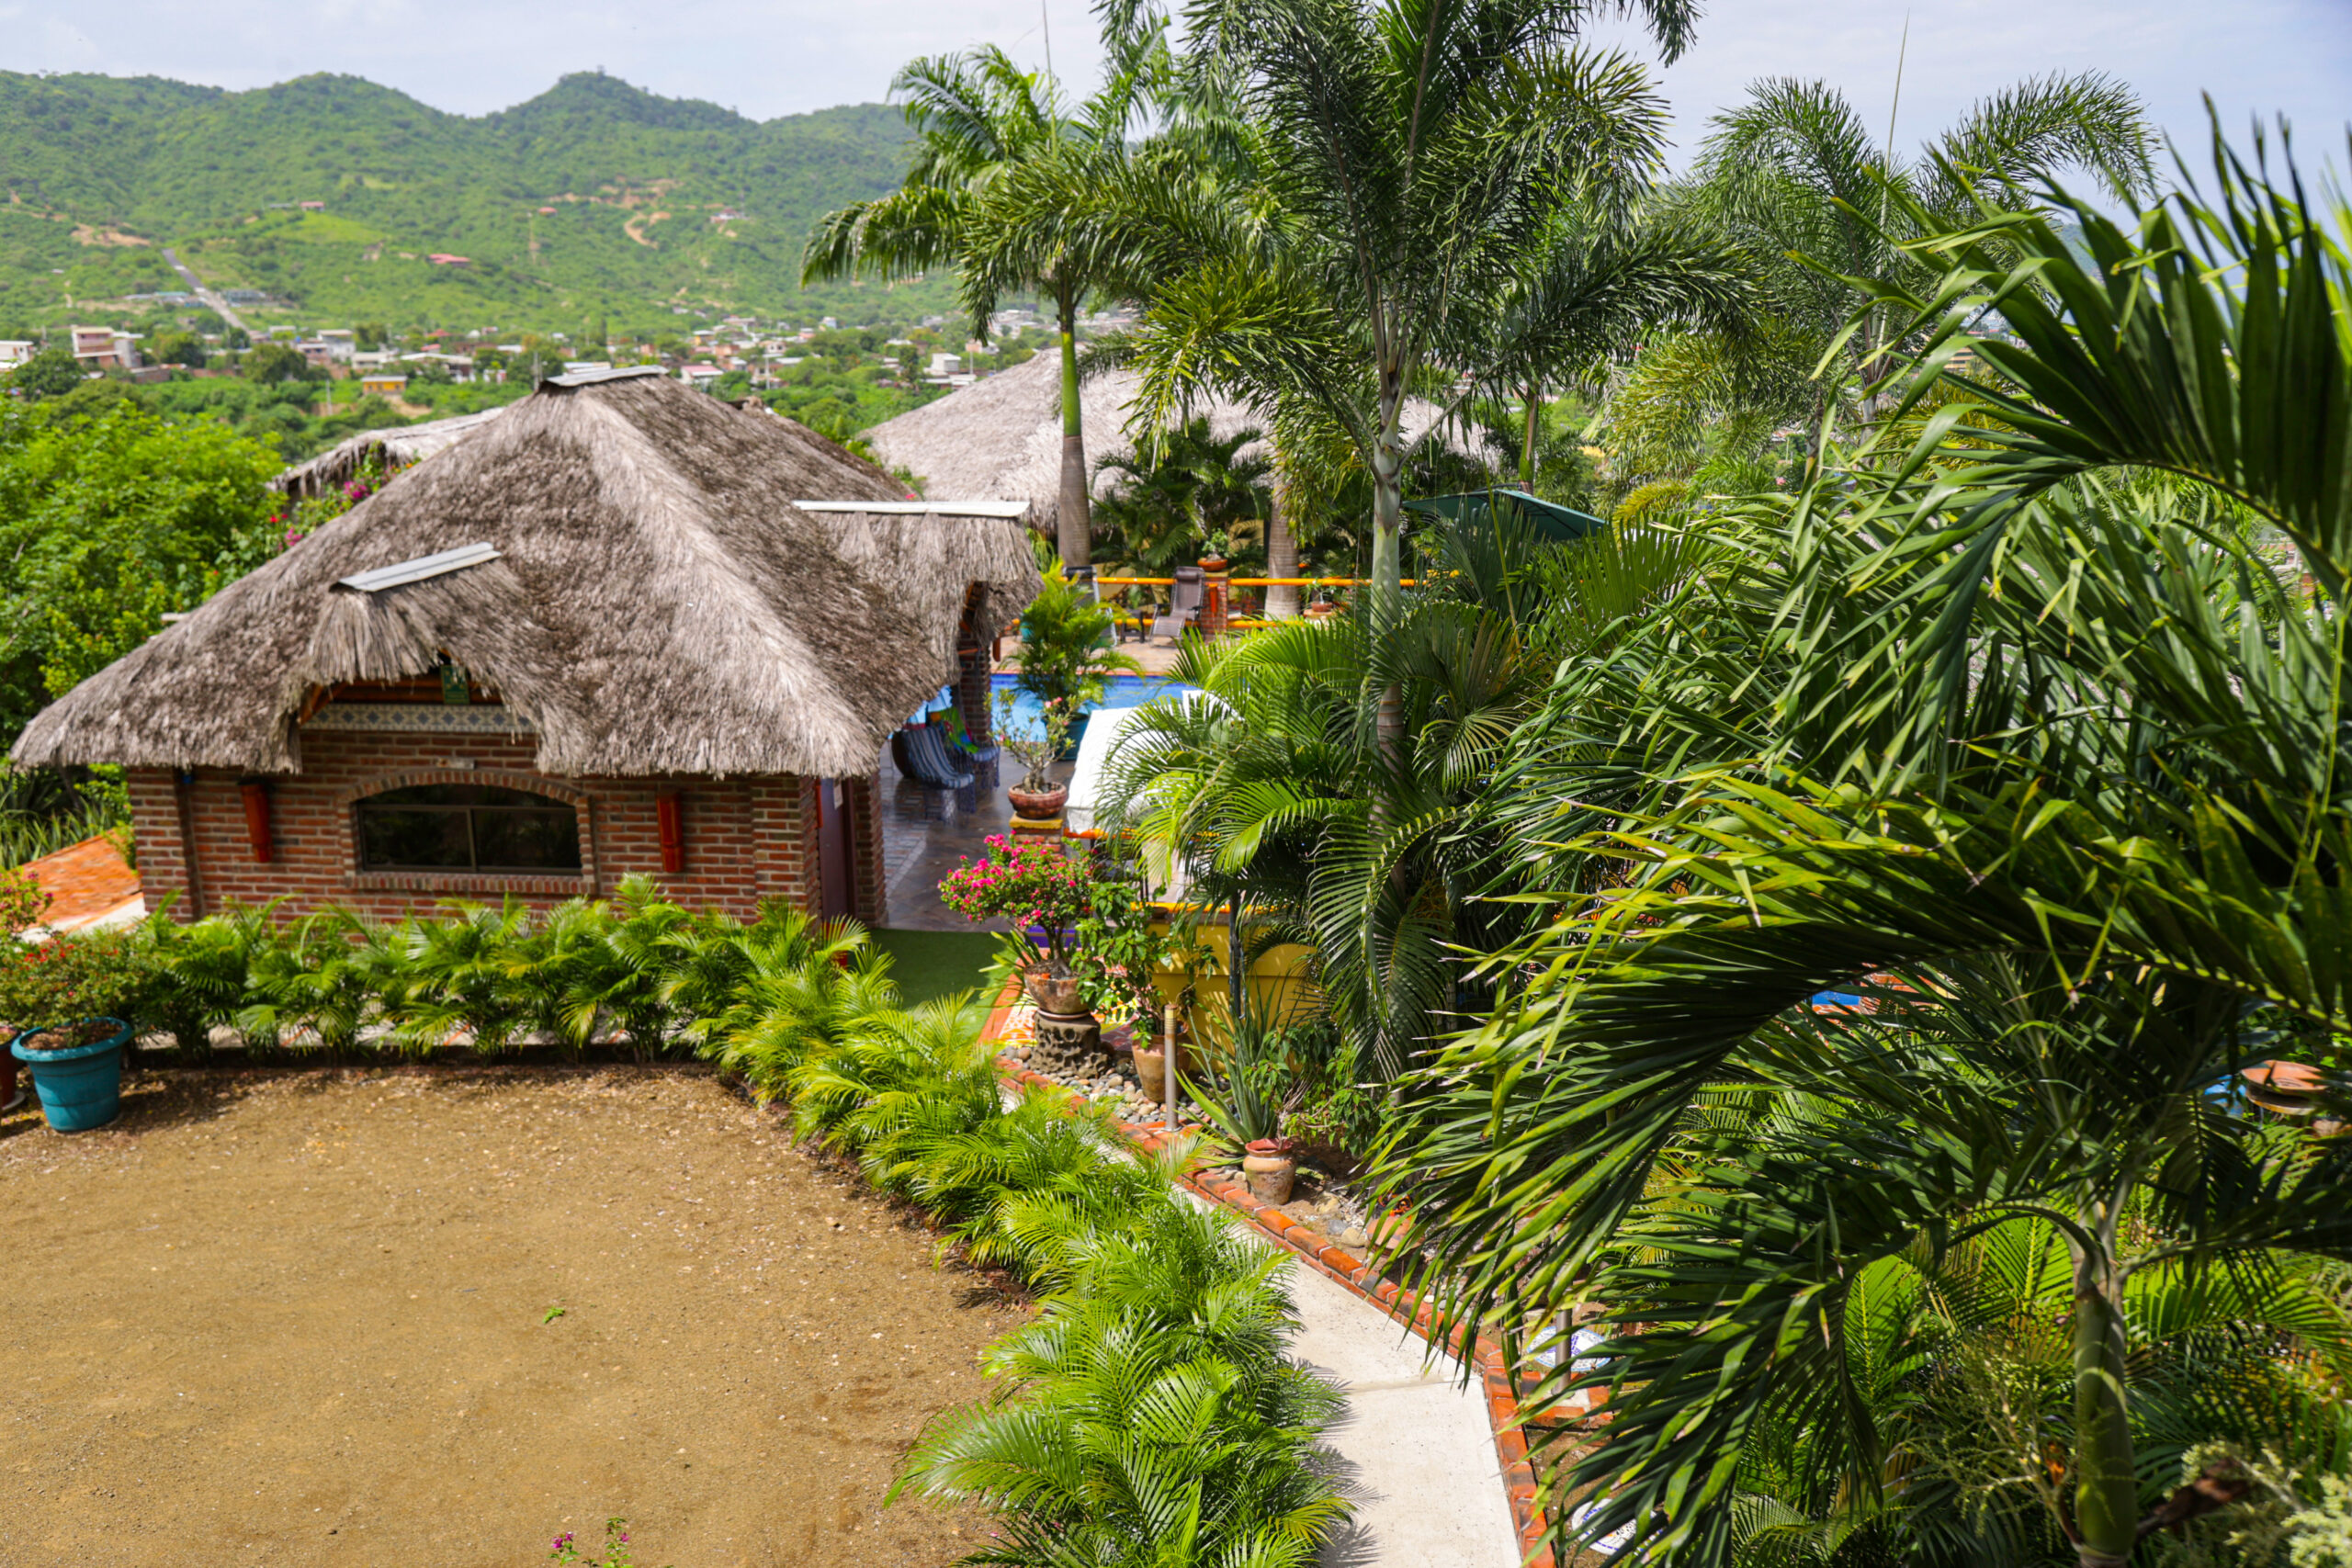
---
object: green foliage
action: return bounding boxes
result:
[1378,131,2352,1565]
[6,345,85,398]
[1015,561,1141,710]
[0,69,955,334]
[0,399,281,743]
[1091,414,1272,576]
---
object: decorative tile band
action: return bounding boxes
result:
[302,702,537,735]
[979,980,1581,1568]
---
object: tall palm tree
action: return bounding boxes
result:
[1067,0,1710,752]
[801,38,1169,564]
[1380,134,2352,1565]
[1599,73,2155,499]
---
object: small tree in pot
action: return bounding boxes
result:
[939,832,1095,1012]
[997,688,1073,820]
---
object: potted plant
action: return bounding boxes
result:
[1197,527,1232,573]
[1187,1019,1303,1203]
[0,925,145,1132]
[996,688,1071,819]
[1016,562,1142,758]
[938,832,1095,1012]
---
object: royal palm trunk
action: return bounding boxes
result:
[1056,296,1091,568]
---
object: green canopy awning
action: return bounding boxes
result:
[1403,489,1609,543]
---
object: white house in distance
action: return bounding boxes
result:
[69,326,141,370]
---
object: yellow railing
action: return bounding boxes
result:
[1091,576,1410,587]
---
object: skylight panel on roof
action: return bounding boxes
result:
[337,542,503,593]
[792,500,1029,518]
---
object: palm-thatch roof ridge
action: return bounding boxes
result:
[272,406,511,499]
[17,370,1041,779]
[859,349,1487,530]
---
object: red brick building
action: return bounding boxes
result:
[16,367,1036,926]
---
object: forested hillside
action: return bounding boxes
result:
[0,70,957,333]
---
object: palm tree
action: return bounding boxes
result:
[1380,135,2352,1565]
[802,38,1170,565]
[1090,413,1272,577]
[1598,73,2155,500]
[1047,0,1710,757]
[1099,507,1723,1076]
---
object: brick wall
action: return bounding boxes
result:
[127,726,856,924]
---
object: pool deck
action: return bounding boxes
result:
[877,741,1072,933]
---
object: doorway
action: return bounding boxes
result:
[815,777,854,919]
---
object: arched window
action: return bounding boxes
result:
[355,784,581,872]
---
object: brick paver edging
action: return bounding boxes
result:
[978,982,1560,1568]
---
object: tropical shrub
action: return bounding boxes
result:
[1014,561,1140,711]
[0,925,146,1032]
[1381,137,2352,1565]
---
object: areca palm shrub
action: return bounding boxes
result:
[1377,136,2352,1566]
[894,1197,1348,1568]
[1096,505,1724,1077]
[1596,73,2155,508]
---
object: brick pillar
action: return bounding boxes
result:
[958,583,993,744]
[846,769,887,928]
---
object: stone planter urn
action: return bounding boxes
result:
[1132,1032,1200,1104]
[1008,784,1069,820]
[1241,1138,1297,1204]
[1023,968,1085,1014]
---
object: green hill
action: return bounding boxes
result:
[0,70,958,335]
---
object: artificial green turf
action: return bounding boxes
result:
[869,928,1003,1008]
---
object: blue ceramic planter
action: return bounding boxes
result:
[11,1018,132,1132]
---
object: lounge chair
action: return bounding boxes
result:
[1150,567,1205,644]
[890,722,976,819]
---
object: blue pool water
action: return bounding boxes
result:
[987,672,1200,735]
[909,673,1201,738]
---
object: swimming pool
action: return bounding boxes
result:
[986,672,1201,735]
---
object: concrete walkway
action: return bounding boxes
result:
[1171,1186,1521,1568]
[1286,1256,1524,1568]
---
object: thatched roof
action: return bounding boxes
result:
[17,369,1040,779]
[272,406,510,498]
[859,350,1487,530]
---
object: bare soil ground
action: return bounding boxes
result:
[0,1065,1025,1567]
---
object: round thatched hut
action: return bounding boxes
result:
[15,368,1040,925]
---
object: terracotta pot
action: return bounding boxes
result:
[1197,557,1229,572]
[1008,784,1068,819]
[1241,1151,1296,1205]
[1304,602,1341,620]
[1023,968,1086,1015]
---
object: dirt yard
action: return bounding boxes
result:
[0,1065,1026,1566]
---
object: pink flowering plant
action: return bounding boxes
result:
[939,833,1093,975]
[548,1517,665,1568]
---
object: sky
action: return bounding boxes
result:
[1,0,2344,174]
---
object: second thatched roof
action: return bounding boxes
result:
[17,369,1040,779]
[272,405,512,499]
[859,349,1487,531]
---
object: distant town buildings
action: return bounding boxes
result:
[69,325,141,370]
